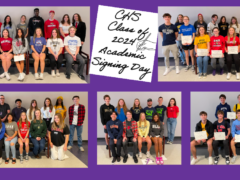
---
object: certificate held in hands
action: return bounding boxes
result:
[194,131,207,141]
[228,46,238,54]
[235,134,240,142]
[211,50,223,58]
[197,49,209,56]
[14,54,25,62]
[214,132,225,141]
[227,112,236,119]
[181,35,192,44]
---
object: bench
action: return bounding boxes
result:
[107,136,165,158]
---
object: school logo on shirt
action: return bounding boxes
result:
[134,109,140,114]
[156,108,163,115]
[217,125,226,132]
[110,124,119,129]
[181,28,193,32]
[221,107,227,111]
[16,41,23,47]
[1,40,11,44]
[48,23,56,27]
[35,40,43,46]
[162,29,174,35]
[236,125,240,130]
[146,110,153,117]
[127,125,131,130]
[68,40,78,45]
[6,125,14,129]
[4,27,12,30]
[104,109,113,113]
[152,125,160,129]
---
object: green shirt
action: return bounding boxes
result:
[30,120,47,138]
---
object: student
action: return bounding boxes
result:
[64,26,85,80]
[233,94,240,119]
[149,113,164,165]
[0,21,2,32]
[1,15,16,39]
[68,96,85,151]
[59,14,71,54]
[166,98,179,144]
[4,113,18,164]
[0,95,10,122]
[46,28,64,77]
[100,95,115,149]
[130,98,144,122]
[17,112,30,163]
[122,111,138,163]
[0,118,5,164]
[115,99,127,122]
[225,27,240,80]
[207,14,218,37]
[12,99,27,122]
[54,96,67,122]
[231,110,240,163]
[180,16,196,71]
[27,99,39,122]
[48,113,70,161]
[158,13,179,75]
[0,29,13,81]
[215,94,231,124]
[144,98,156,122]
[175,14,186,64]
[212,110,230,165]
[194,26,210,78]
[190,111,214,165]
[72,13,86,52]
[218,16,229,37]
[28,8,44,39]
[155,97,167,125]
[30,109,47,159]
[44,10,59,39]
[229,17,240,37]
[194,14,208,34]
[17,15,28,38]
[106,111,123,163]
[41,98,55,128]
[12,28,28,81]
[137,112,151,158]
[30,28,46,80]
[210,27,225,76]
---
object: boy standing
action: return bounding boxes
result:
[44,10,59,39]
[0,95,10,122]
[12,99,27,122]
[144,98,156,122]
[155,97,167,125]
[207,14,218,37]
[215,94,231,124]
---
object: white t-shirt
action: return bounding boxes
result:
[46,38,64,55]
[72,105,78,125]
[59,23,71,34]
[41,107,56,123]
[207,22,218,36]
[64,35,81,55]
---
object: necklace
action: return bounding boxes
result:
[165,24,171,32]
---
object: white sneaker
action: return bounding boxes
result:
[20,73,24,81]
[176,66,180,74]
[17,74,21,81]
[51,70,56,77]
[22,72,25,77]
[209,157,213,165]
[0,72,5,79]
[80,147,84,152]
[5,72,10,81]
[167,141,170,144]
[35,73,39,80]
[227,73,231,80]
[139,152,142,159]
[67,146,72,150]
[169,141,173,145]
[237,73,240,80]
[39,73,43,80]
[191,157,198,165]
[146,151,150,158]
[56,70,60,77]
[163,68,170,76]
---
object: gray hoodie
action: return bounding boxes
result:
[149,121,164,137]
[12,38,28,54]
[1,23,16,39]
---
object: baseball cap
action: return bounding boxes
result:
[198,13,203,17]
[147,98,152,102]
[49,10,55,14]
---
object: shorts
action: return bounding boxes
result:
[104,128,108,133]
[199,138,210,145]
[0,51,13,54]
[182,43,194,50]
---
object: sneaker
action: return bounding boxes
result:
[35,73,39,80]
[167,141,170,144]
[226,156,230,165]
[185,65,190,71]
[112,157,117,164]
[231,156,237,164]
[67,146,72,150]
[123,156,128,163]
[0,72,5,78]
[227,73,231,80]
[163,68,170,76]
[146,151,150,158]
[159,157,164,165]
[20,73,24,81]
[176,66,180,74]
[139,152,142,159]
[17,74,21,81]
[214,156,219,165]
[237,73,240,80]
[191,157,198,165]
[5,72,10,81]
[220,68,224,75]
[212,69,216,76]
[133,156,138,163]
[203,73,207,78]
[80,147,84,152]
[198,73,203,79]
[56,70,60,77]
[78,74,86,80]
[169,141,173,145]
[117,156,121,162]
[182,61,186,65]
[25,154,29,162]
[66,74,70,79]
[209,157,213,165]
[156,157,160,165]
[51,70,56,77]
[192,65,195,71]
[39,73,43,80]
[20,155,23,164]
[106,145,108,150]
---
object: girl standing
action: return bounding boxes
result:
[218,16,228,37]
[54,96,67,122]
[41,98,55,128]
[27,99,39,122]
[1,15,16,38]
[115,99,127,122]
[194,14,207,34]
[229,17,240,37]
[0,118,5,165]
[130,98,144,122]
[17,15,28,38]
[59,14,71,54]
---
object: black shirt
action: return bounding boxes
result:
[48,123,70,147]
[0,103,10,120]
[100,104,115,125]
[130,107,144,122]
[194,21,208,32]
[218,22,229,37]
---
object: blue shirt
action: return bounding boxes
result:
[115,108,126,122]
[179,24,196,36]
[144,107,156,122]
[215,103,231,119]
[155,105,167,122]
[0,122,5,140]
[158,23,178,46]
[106,119,123,139]
[231,119,240,137]
[30,37,46,53]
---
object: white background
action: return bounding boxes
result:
[0,6,90,55]
[1,92,88,140]
[97,91,182,138]
[158,6,240,57]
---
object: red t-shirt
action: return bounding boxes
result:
[0,22,2,36]
[224,36,240,47]
[167,106,179,118]
[0,37,12,51]
[44,19,59,39]
[210,35,225,54]
[17,121,30,138]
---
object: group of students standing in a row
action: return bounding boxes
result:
[159,13,240,79]
[0,8,87,81]
[0,95,85,164]
[100,95,179,164]
[191,94,240,165]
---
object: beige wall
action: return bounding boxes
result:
[1,92,88,141]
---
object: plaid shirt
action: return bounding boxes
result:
[69,104,85,126]
[122,120,138,139]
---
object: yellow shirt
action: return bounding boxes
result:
[194,34,210,49]
[137,121,150,137]
[233,103,240,118]
[201,122,209,137]
[54,105,67,122]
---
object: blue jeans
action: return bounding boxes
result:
[176,40,185,63]
[4,137,17,159]
[197,56,209,74]
[167,118,177,142]
[31,138,46,156]
[69,125,83,147]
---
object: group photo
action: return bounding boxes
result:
[97,92,182,165]
[191,92,240,165]
[158,7,240,82]
[0,6,90,84]
[0,92,88,168]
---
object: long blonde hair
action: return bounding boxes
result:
[51,113,65,130]
[230,16,239,28]
[18,112,29,130]
[33,109,43,123]
[132,98,142,110]
[33,27,43,43]
[138,112,147,127]
[29,99,39,120]
[227,27,237,44]
[116,99,128,114]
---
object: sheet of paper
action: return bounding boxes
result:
[227,112,236,119]
[228,46,238,54]
[214,132,225,141]
[197,49,209,56]
[181,35,192,44]
[90,5,158,82]
[211,50,223,58]
[235,134,240,142]
[14,54,25,62]
[194,131,207,141]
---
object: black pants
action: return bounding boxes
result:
[43,118,52,129]
[123,137,137,157]
[49,54,63,70]
[0,138,3,158]
[226,54,240,72]
[213,139,229,156]
[109,137,122,158]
